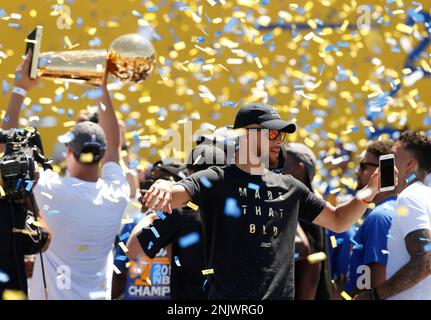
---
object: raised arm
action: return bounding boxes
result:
[97,79,120,164]
[313,168,397,233]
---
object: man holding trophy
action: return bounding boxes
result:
[2,28,156,300]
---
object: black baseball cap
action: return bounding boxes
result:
[233,102,296,133]
[59,121,106,163]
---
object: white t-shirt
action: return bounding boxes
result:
[29,162,130,300]
[386,182,431,300]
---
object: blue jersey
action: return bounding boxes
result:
[345,196,396,294]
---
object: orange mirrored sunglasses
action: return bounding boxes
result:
[247,128,286,141]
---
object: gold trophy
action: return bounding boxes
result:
[26,26,156,86]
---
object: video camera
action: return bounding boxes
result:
[0,127,52,200]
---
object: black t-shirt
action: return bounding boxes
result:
[177,164,327,300]
[136,208,206,300]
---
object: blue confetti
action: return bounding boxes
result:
[294,253,300,260]
[199,176,212,188]
[202,279,208,291]
[248,183,260,191]
[4,115,10,123]
[15,178,23,190]
[405,173,416,183]
[222,101,236,107]
[156,211,166,220]
[196,36,206,43]
[115,255,127,261]
[25,181,33,192]
[337,41,349,47]
[150,226,160,238]
[119,232,130,241]
[179,232,200,248]
[224,198,241,218]
[147,241,154,250]
[0,270,10,283]
[424,244,431,252]
[174,256,181,266]
[262,32,273,42]
[47,210,60,215]
[2,80,10,96]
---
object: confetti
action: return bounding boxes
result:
[201,268,214,275]
[119,232,130,241]
[199,176,212,188]
[174,256,181,266]
[113,265,121,275]
[119,241,129,253]
[330,235,337,248]
[153,211,166,220]
[381,250,390,255]
[224,198,241,218]
[150,226,160,238]
[405,173,416,183]
[306,252,327,264]
[247,183,260,191]
[186,201,199,211]
[3,289,26,300]
[341,291,352,300]
[0,270,10,283]
[179,232,200,248]
[77,245,89,251]
[397,206,409,217]
[424,244,431,252]
[47,210,60,215]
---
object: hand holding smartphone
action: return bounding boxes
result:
[379,154,395,192]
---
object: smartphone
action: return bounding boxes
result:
[25,26,43,79]
[379,154,395,191]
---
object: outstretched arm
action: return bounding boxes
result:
[141,180,192,214]
[314,168,398,233]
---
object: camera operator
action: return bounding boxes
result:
[0,129,51,299]
[3,50,130,300]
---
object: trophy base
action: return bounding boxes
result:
[38,49,109,87]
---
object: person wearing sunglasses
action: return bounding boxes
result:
[140,102,390,300]
[344,140,396,297]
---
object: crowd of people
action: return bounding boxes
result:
[1,50,431,301]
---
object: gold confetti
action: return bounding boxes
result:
[201,268,214,275]
[187,201,199,211]
[119,241,129,253]
[307,251,327,264]
[254,57,263,69]
[63,121,76,127]
[397,206,409,216]
[79,153,94,163]
[113,264,121,275]
[330,236,337,248]
[3,289,26,300]
[395,23,413,34]
[77,245,89,251]
[341,291,352,300]
[174,41,186,51]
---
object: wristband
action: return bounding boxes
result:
[12,87,27,97]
